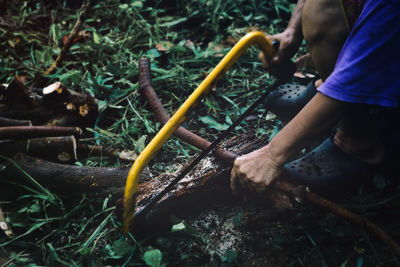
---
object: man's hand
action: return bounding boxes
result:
[230,145,283,195]
[259,30,301,80]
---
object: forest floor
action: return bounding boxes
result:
[0,0,399,266]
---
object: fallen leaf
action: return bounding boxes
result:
[224,35,237,46]
[246,26,261,32]
[155,41,173,51]
[185,39,194,49]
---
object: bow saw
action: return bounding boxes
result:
[123,31,282,234]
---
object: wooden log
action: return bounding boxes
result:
[0,126,81,140]
[0,136,77,162]
[0,116,31,127]
[1,80,98,127]
[0,103,56,125]
[42,82,98,127]
[122,130,400,258]
[0,153,131,195]
[0,150,153,196]
[0,78,32,103]
[129,133,297,230]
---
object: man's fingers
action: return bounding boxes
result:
[247,179,269,192]
[230,167,240,195]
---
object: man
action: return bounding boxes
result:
[230,0,400,194]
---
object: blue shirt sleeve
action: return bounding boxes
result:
[318,0,400,108]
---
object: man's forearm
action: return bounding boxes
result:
[285,0,306,40]
[267,92,347,165]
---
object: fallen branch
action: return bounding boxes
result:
[1,79,97,127]
[42,1,93,77]
[0,136,77,162]
[0,153,129,195]
[305,191,400,257]
[0,151,154,196]
[0,126,81,140]
[138,58,236,164]
[42,82,98,127]
[0,78,32,103]
[0,102,56,126]
[137,57,400,257]
[0,116,31,127]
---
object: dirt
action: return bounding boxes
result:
[138,133,400,266]
[185,201,400,266]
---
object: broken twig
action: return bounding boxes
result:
[42,1,93,77]
[0,116,31,127]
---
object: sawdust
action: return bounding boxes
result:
[190,209,243,260]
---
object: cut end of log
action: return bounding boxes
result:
[79,104,89,117]
[42,81,98,127]
[43,82,63,95]
[0,205,13,238]
[66,103,76,111]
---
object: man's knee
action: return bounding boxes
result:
[302,0,348,79]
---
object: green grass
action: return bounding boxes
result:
[0,0,296,264]
[1,0,399,266]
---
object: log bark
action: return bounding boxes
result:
[1,80,98,127]
[0,116,31,127]
[0,78,32,103]
[0,126,81,140]
[33,1,93,87]
[130,133,297,230]
[0,103,55,125]
[0,153,131,195]
[0,136,77,162]
[42,82,98,127]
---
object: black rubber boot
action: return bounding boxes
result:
[265,81,317,121]
[282,138,373,194]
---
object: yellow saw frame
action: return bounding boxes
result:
[123,31,275,233]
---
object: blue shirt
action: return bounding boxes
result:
[318,0,400,108]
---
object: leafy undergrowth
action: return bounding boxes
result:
[0,0,399,266]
